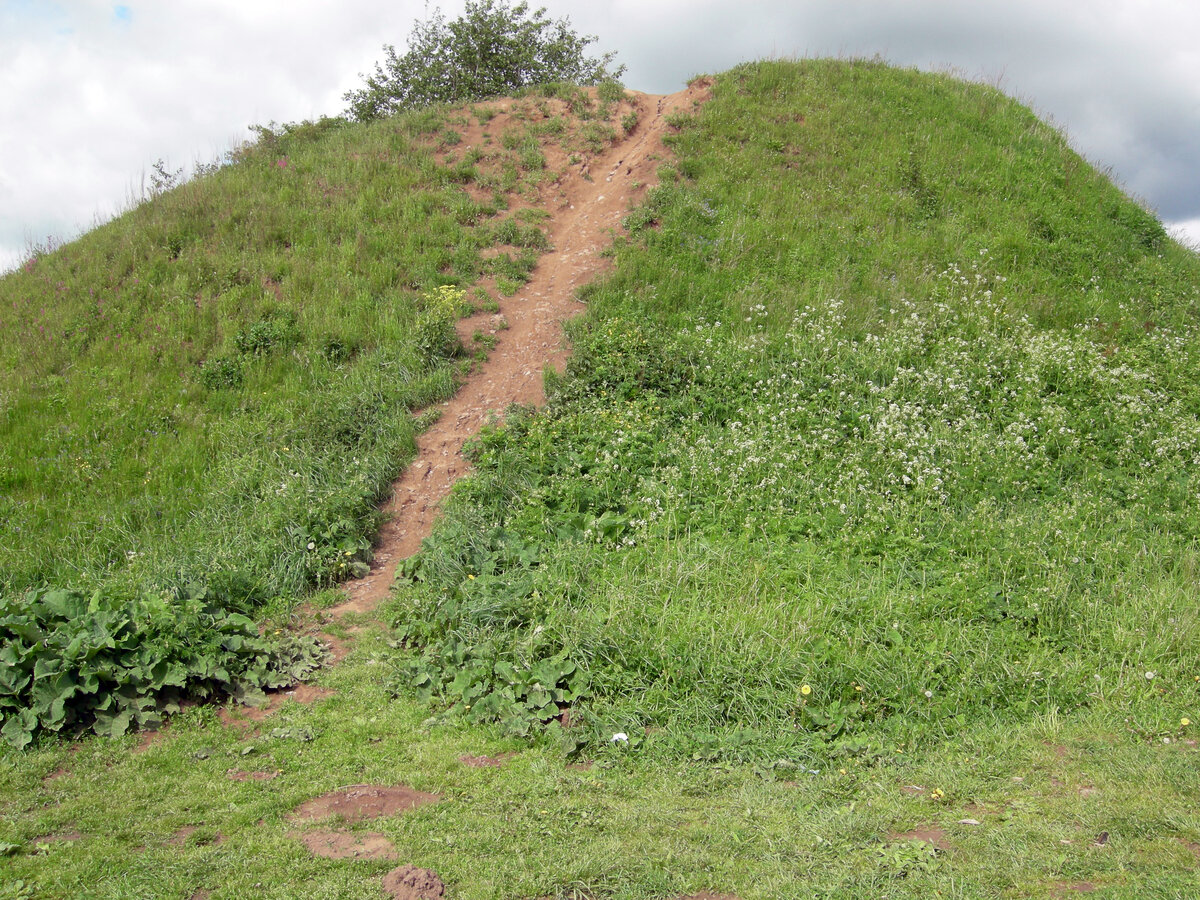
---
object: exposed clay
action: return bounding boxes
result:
[134,728,167,753]
[219,683,337,727]
[294,829,399,860]
[458,754,512,768]
[382,865,445,900]
[332,80,713,622]
[888,826,952,851]
[31,830,84,844]
[227,770,280,782]
[291,784,439,823]
[167,826,198,846]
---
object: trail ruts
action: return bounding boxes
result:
[329,80,711,628]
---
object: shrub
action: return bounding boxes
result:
[344,1,624,121]
[198,354,244,390]
[414,285,466,364]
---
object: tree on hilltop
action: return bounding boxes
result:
[344,0,625,122]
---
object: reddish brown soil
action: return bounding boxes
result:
[332,80,712,621]
[291,784,440,823]
[134,728,166,753]
[165,826,223,847]
[32,830,84,844]
[167,826,198,846]
[382,865,445,900]
[226,769,280,781]
[293,829,399,860]
[888,826,952,851]
[217,683,337,727]
[458,753,512,768]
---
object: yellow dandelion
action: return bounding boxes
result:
[1183,717,1191,727]
[800,684,812,696]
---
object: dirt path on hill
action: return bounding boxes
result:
[325,81,710,627]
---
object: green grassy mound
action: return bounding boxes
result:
[0,85,640,745]
[389,59,1200,759]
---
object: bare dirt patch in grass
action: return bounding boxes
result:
[32,830,83,844]
[888,825,952,851]
[218,683,337,728]
[294,829,399,861]
[1050,881,1098,895]
[458,753,512,768]
[382,864,445,899]
[226,769,280,782]
[291,784,439,824]
[167,826,198,846]
[166,826,223,848]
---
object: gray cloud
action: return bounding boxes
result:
[2,0,1198,270]
[574,0,1200,227]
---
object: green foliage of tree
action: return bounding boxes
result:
[344,0,624,121]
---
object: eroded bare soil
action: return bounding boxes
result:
[332,80,712,620]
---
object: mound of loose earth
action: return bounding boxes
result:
[382,865,445,900]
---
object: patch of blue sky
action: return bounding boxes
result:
[1,0,68,30]
[112,4,131,25]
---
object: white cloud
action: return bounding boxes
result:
[1168,218,1200,253]
[1,0,1198,271]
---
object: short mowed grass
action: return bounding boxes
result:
[4,58,1200,898]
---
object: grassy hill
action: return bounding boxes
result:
[393,59,1200,756]
[3,59,1200,897]
[0,84,636,744]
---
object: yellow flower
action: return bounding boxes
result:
[1183,718,1191,727]
[800,684,812,696]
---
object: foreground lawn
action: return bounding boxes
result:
[3,629,1200,899]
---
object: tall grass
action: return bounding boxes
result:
[0,87,645,744]
[0,108,521,602]
[389,60,1200,757]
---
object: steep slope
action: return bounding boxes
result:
[6,59,1200,900]
[0,80,702,743]
[338,80,712,617]
[387,59,1200,754]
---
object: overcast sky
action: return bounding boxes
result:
[2,0,1199,272]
